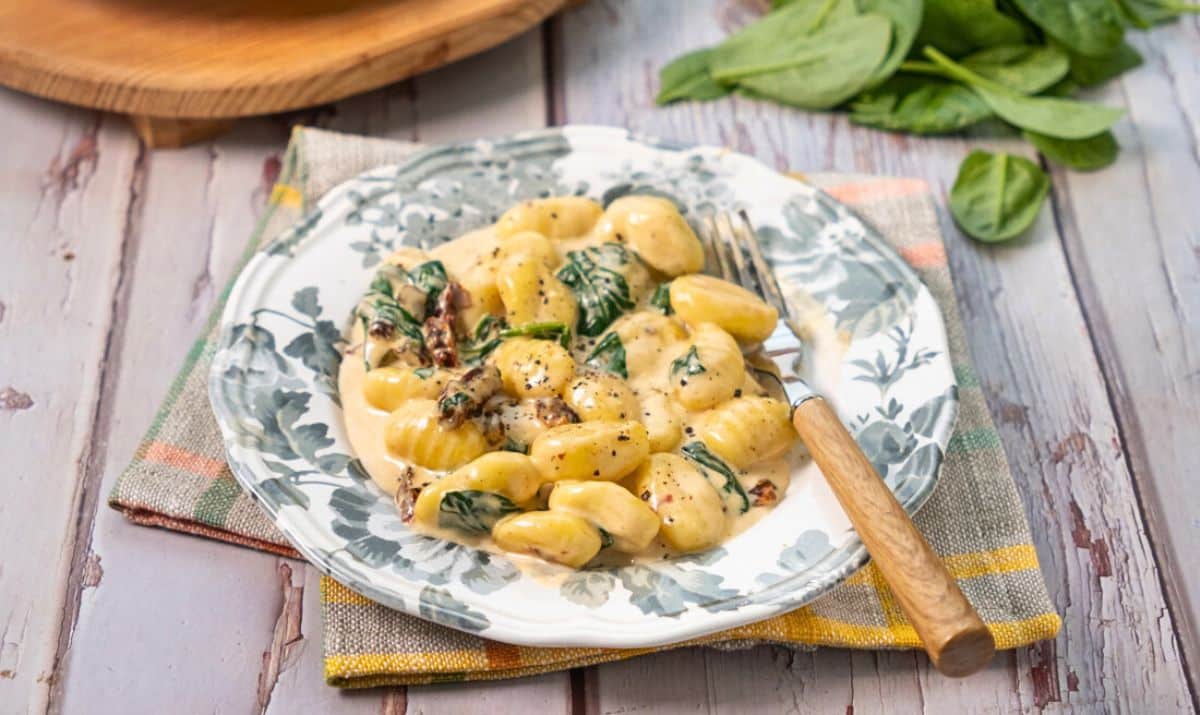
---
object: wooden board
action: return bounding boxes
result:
[0,0,570,143]
[1,2,1198,712]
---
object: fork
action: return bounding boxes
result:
[701,211,996,678]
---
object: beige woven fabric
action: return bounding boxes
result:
[109,127,1059,688]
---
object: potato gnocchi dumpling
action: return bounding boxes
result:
[694,396,797,470]
[563,373,640,422]
[530,421,650,482]
[670,323,746,411]
[492,337,576,398]
[496,196,603,239]
[594,196,705,276]
[492,511,603,568]
[342,193,806,570]
[630,454,727,553]
[384,399,488,471]
[670,274,779,343]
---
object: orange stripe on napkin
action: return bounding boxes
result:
[143,441,230,478]
[898,241,948,268]
[824,177,930,205]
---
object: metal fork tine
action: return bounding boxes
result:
[735,210,793,322]
[719,213,752,289]
[702,215,735,281]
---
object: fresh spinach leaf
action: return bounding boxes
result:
[650,282,673,314]
[857,0,924,87]
[925,47,1124,139]
[656,48,731,104]
[681,442,750,513]
[557,243,639,337]
[949,150,1050,242]
[712,14,893,109]
[437,490,520,535]
[586,332,628,378]
[670,345,707,377]
[1067,42,1143,87]
[915,0,1027,57]
[961,44,1070,94]
[1024,130,1119,171]
[850,75,993,134]
[1116,0,1200,27]
[1009,0,1124,58]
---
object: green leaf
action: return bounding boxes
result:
[650,282,673,314]
[1024,130,1120,171]
[925,47,1124,139]
[1117,0,1200,27]
[681,442,750,513]
[597,527,615,549]
[961,44,1070,94]
[712,14,894,109]
[586,332,629,378]
[949,150,1050,242]
[438,391,472,421]
[1067,42,1143,87]
[856,0,923,87]
[1009,0,1124,58]
[656,48,731,105]
[850,75,993,134]
[557,243,638,337]
[413,366,435,379]
[460,315,507,366]
[409,260,449,315]
[670,345,707,377]
[501,321,572,349]
[437,490,520,535]
[915,0,1028,57]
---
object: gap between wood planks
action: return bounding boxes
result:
[46,125,148,711]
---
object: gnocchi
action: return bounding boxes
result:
[341,193,807,570]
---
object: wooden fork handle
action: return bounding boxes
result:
[792,397,996,677]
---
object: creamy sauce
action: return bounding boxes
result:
[339,214,850,573]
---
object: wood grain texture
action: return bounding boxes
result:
[1047,16,1200,680]
[0,0,571,119]
[552,0,1195,710]
[49,30,566,715]
[0,91,142,714]
[791,397,994,677]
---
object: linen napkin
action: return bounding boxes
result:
[109,126,1060,687]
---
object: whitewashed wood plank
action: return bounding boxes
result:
[554,1,1193,711]
[0,88,143,714]
[54,28,564,714]
[1048,16,1200,675]
[52,117,289,714]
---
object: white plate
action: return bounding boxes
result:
[209,126,957,648]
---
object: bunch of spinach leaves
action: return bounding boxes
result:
[657,0,1197,242]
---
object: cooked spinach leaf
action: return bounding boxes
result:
[670,346,707,377]
[650,282,673,314]
[413,366,435,379]
[597,527,615,549]
[501,321,572,349]
[949,150,1050,242]
[681,441,750,513]
[409,261,449,315]
[460,314,507,365]
[438,490,520,535]
[557,243,638,337]
[586,332,628,378]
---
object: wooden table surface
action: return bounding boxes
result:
[2,3,1197,713]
